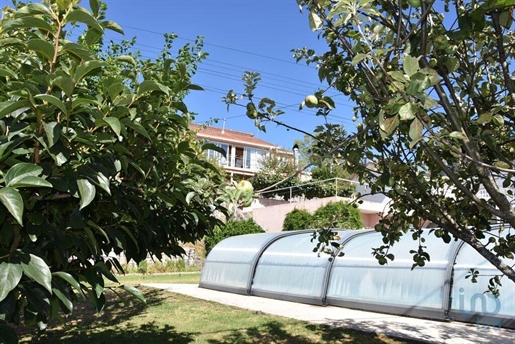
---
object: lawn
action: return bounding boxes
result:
[113,272,202,285]
[17,274,421,344]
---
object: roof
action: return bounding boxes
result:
[190,123,281,150]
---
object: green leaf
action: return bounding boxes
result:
[52,287,73,312]
[379,113,399,138]
[103,117,122,137]
[399,103,416,121]
[0,38,25,47]
[21,253,52,294]
[115,55,137,67]
[494,161,512,169]
[87,220,110,244]
[444,57,460,73]
[4,17,53,33]
[0,188,24,225]
[403,55,420,77]
[352,53,368,65]
[0,100,31,119]
[0,261,22,302]
[188,84,204,91]
[89,0,100,16]
[309,11,323,31]
[52,271,84,296]
[5,163,44,187]
[66,8,104,32]
[62,42,95,61]
[9,176,52,189]
[77,179,96,210]
[52,76,74,97]
[136,80,169,97]
[27,39,55,62]
[0,322,18,344]
[449,131,467,140]
[186,192,196,204]
[493,114,505,126]
[34,95,67,114]
[107,83,125,100]
[16,3,51,17]
[101,20,124,34]
[409,118,424,148]
[56,0,72,11]
[121,118,151,140]
[42,121,61,147]
[74,60,105,83]
[477,113,493,125]
[120,285,146,304]
[0,67,18,79]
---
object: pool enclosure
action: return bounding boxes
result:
[200,229,515,329]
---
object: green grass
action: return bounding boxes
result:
[113,272,201,285]
[17,275,421,344]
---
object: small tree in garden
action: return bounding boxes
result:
[311,201,363,230]
[0,1,227,340]
[283,208,313,231]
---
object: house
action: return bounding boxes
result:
[190,124,293,181]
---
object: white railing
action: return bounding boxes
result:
[258,177,363,202]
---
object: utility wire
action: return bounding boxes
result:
[120,24,315,68]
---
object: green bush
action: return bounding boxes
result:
[311,201,363,229]
[137,261,148,274]
[282,208,313,231]
[205,219,265,253]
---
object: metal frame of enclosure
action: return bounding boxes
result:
[200,228,515,329]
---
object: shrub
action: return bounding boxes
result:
[311,201,363,229]
[205,218,265,253]
[137,261,148,274]
[283,208,313,231]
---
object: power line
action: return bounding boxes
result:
[91,33,351,105]
[120,24,315,68]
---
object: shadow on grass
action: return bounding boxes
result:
[19,287,199,344]
[206,320,408,344]
[29,322,196,344]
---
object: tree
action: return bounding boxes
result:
[249,151,300,198]
[0,1,227,340]
[283,208,313,231]
[311,201,363,230]
[225,0,515,291]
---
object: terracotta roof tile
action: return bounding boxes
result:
[190,123,279,149]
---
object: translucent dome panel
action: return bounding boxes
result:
[251,230,372,303]
[450,240,515,327]
[200,232,284,293]
[326,231,458,317]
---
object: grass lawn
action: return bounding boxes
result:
[113,272,202,285]
[17,274,421,344]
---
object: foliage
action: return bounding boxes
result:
[250,152,299,195]
[251,137,354,200]
[282,208,313,231]
[225,0,515,290]
[0,0,227,340]
[311,201,363,230]
[204,219,265,254]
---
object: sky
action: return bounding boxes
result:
[3,0,358,150]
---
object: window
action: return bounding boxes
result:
[205,141,229,166]
[245,148,265,170]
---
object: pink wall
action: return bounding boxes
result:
[251,196,383,232]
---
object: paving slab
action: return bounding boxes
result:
[143,283,514,344]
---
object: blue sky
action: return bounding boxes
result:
[4,0,357,150]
